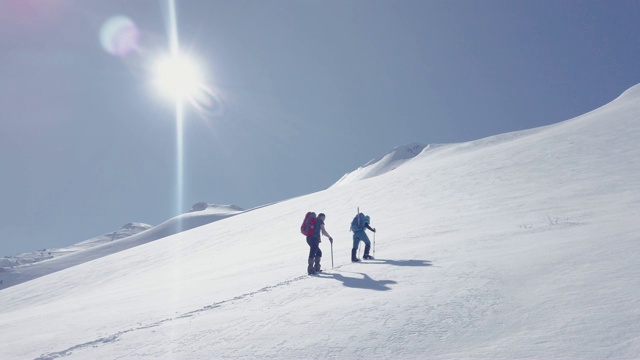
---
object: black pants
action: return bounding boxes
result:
[306,236,322,258]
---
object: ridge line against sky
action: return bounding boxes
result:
[1,68,639,359]
[2,0,640,256]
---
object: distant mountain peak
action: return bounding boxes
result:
[121,222,153,231]
[190,202,244,212]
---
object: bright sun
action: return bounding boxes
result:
[153,54,203,100]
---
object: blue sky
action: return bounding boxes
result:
[1,0,639,256]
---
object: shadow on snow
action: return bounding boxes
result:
[316,271,397,291]
[315,259,432,291]
[361,259,433,267]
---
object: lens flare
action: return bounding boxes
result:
[99,16,140,57]
[151,53,225,119]
[189,86,226,119]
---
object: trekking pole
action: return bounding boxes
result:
[373,231,376,258]
[331,241,334,269]
[356,207,361,260]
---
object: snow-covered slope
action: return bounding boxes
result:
[0,204,243,290]
[332,141,428,187]
[1,85,640,359]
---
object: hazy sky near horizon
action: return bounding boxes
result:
[2,0,640,256]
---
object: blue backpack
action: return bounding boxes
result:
[350,213,367,232]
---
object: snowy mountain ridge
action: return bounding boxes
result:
[0,223,152,268]
[332,141,428,187]
[0,204,244,289]
[1,84,639,359]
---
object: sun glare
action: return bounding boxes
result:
[153,54,203,100]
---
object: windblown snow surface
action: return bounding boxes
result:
[1,85,640,359]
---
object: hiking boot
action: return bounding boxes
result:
[314,256,322,272]
[351,249,360,262]
[307,258,315,275]
[363,245,372,259]
[363,254,375,260]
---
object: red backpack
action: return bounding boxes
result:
[300,212,317,236]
